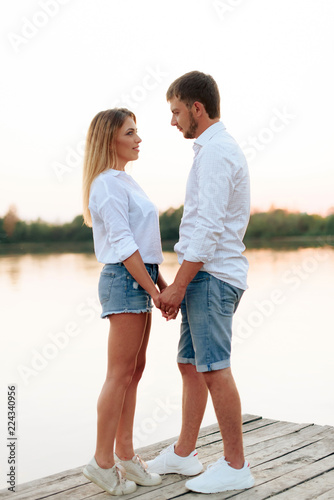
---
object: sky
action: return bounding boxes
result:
[1,0,334,223]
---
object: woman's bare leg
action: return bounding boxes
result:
[115,313,152,460]
[94,312,150,468]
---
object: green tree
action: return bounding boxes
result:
[159,206,183,242]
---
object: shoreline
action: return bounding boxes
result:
[0,236,333,255]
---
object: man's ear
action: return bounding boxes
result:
[192,101,205,117]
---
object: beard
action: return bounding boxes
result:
[183,111,198,139]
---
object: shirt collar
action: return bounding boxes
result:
[193,121,226,153]
[103,168,125,177]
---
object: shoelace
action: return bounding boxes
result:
[114,463,127,489]
[133,454,149,474]
[207,456,229,471]
[159,444,173,455]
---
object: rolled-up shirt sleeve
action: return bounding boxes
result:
[98,186,139,262]
[184,145,234,263]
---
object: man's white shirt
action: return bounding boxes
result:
[175,121,250,290]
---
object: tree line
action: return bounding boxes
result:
[1,205,334,249]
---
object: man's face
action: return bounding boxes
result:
[169,97,199,139]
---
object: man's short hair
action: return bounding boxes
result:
[166,71,220,119]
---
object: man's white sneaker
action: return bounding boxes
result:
[185,457,254,493]
[83,457,137,496]
[146,442,203,475]
[115,454,162,486]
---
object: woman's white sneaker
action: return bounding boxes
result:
[115,454,162,486]
[83,457,137,496]
[146,442,203,475]
[185,457,255,493]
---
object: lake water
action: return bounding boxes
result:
[1,247,333,489]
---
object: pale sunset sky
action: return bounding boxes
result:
[1,0,333,223]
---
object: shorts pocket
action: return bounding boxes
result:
[220,282,242,315]
[98,271,116,304]
[191,272,210,284]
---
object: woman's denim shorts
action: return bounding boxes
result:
[98,263,159,318]
[177,271,244,372]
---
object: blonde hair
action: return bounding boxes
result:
[82,108,136,226]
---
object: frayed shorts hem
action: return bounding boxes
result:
[177,356,231,372]
[101,308,153,319]
[98,263,158,318]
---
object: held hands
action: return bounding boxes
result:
[153,261,200,320]
[153,283,185,321]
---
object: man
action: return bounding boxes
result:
[147,71,254,494]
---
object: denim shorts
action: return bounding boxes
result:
[177,271,244,372]
[98,263,159,318]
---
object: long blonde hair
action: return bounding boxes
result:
[82,108,136,227]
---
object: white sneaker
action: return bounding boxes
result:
[146,442,203,475]
[115,454,162,486]
[185,456,255,493]
[83,457,137,495]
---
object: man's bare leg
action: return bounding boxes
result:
[174,363,208,457]
[203,367,244,469]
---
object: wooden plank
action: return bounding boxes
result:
[180,436,334,500]
[242,417,280,433]
[242,421,314,447]
[0,469,89,500]
[195,418,279,451]
[246,423,333,454]
[315,488,334,500]
[184,418,279,463]
[113,440,334,500]
[129,479,188,500]
[272,469,334,499]
[3,415,259,500]
[139,415,261,460]
[184,491,239,500]
[190,423,330,471]
[1,416,333,500]
[245,427,334,465]
[182,456,334,500]
[228,449,334,499]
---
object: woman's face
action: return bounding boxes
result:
[115,116,141,170]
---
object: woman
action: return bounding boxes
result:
[82,108,167,495]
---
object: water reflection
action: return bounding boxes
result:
[1,248,333,487]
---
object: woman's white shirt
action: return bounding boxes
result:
[89,169,163,264]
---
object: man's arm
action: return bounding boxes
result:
[159,260,204,315]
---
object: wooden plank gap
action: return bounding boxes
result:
[314,452,334,462]
[28,483,93,500]
[165,493,189,500]
[261,466,334,500]
[242,416,264,424]
[243,421,280,434]
[253,439,331,468]
[199,438,223,448]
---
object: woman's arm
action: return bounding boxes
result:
[123,250,161,308]
[157,272,168,292]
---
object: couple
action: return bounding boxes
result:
[82,71,254,495]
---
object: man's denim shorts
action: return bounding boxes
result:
[177,271,244,372]
[98,263,159,318]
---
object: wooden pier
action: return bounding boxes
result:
[2,414,334,499]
